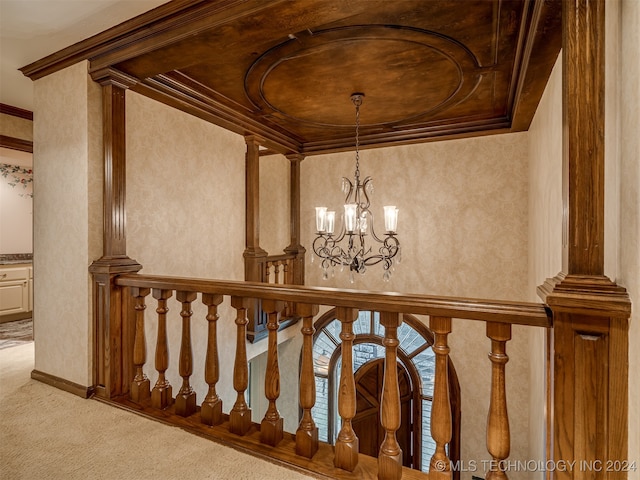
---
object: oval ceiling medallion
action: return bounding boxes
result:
[245,25,481,128]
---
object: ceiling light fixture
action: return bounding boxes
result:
[312,93,400,283]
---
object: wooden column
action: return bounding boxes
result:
[89,68,142,399]
[429,316,452,480]
[260,299,285,446]
[151,289,173,409]
[296,303,319,458]
[538,1,631,477]
[244,136,268,278]
[130,287,150,403]
[486,322,511,480]
[175,290,197,417]
[201,293,224,426]
[284,154,306,286]
[378,312,403,480]
[229,296,252,435]
[334,307,359,472]
[244,136,268,342]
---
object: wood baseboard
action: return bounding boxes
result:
[0,312,32,324]
[31,369,95,399]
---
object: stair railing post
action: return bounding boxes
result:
[295,303,320,458]
[333,306,359,472]
[379,311,403,480]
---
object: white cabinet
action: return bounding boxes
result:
[0,265,31,316]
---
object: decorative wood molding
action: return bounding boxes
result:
[562,0,606,275]
[91,67,139,89]
[21,0,561,154]
[537,1,631,476]
[510,0,562,131]
[0,135,33,153]
[31,369,95,399]
[0,103,33,121]
[537,273,630,317]
[19,0,216,80]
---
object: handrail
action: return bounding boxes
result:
[116,274,551,327]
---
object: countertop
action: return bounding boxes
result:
[0,254,33,266]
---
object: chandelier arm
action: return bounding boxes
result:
[361,177,373,209]
[367,211,386,243]
[342,177,354,204]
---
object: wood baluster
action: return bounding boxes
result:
[151,288,173,409]
[265,261,271,284]
[283,261,292,316]
[379,312,403,480]
[274,261,281,285]
[175,291,197,417]
[230,296,252,435]
[429,316,452,480]
[295,303,320,458]
[486,322,511,480]
[130,287,151,403]
[260,299,285,446]
[201,293,224,426]
[334,307,359,472]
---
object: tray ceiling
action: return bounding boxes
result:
[22,0,562,156]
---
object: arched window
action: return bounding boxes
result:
[309,309,460,473]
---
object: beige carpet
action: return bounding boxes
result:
[0,343,315,480]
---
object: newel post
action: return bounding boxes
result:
[538,1,631,477]
[243,136,269,342]
[284,153,306,286]
[88,68,142,399]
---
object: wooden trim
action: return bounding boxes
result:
[0,135,33,153]
[562,0,605,275]
[510,0,562,131]
[118,274,551,326]
[101,81,128,258]
[0,103,33,121]
[19,0,212,80]
[31,369,95,399]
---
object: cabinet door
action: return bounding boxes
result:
[0,280,29,315]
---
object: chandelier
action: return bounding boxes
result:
[313,93,400,283]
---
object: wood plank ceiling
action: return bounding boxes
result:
[22,0,562,156]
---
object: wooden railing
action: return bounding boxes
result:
[95,273,551,480]
[245,252,303,342]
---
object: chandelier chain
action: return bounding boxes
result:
[354,98,360,181]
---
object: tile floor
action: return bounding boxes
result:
[0,318,33,350]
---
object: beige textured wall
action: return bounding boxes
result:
[126,91,248,407]
[620,0,640,470]
[301,133,531,478]
[0,112,33,141]
[260,154,290,255]
[527,53,562,475]
[32,61,103,386]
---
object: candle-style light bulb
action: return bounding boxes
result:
[315,207,327,232]
[344,204,357,232]
[383,206,398,233]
